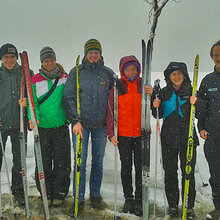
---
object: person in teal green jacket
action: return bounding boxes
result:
[29,47,71,206]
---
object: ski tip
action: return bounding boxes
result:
[76,55,80,65]
[147,39,152,48]
[142,39,146,46]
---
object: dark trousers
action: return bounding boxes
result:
[35,125,71,200]
[0,129,24,196]
[162,145,196,209]
[204,136,220,210]
[118,136,142,200]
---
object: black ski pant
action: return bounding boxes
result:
[35,125,71,200]
[118,136,142,200]
[0,129,24,196]
[162,145,196,209]
[204,136,220,210]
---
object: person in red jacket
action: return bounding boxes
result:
[107,55,143,216]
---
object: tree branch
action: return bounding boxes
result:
[144,0,182,48]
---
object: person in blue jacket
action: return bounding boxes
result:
[63,39,115,212]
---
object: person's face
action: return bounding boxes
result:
[170,70,184,88]
[42,58,56,72]
[212,45,220,71]
[86,50,101,63]
[124,64,138,80]
[1,54,17,70]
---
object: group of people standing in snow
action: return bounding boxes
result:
[0,38,220,219]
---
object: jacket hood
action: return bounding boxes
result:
[164,62,190,84]
[119,55,141,82]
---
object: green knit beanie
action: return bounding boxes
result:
[84,39,102,56]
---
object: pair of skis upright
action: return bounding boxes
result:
[141,40,199,220]
[19,53,30,218]
[182,55,199,220]
[74,55,83,219]
[141,39,152,220]
[20,52,50,220]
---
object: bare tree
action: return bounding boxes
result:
[144,0,181,45]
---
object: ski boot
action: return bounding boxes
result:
[123,198,135,214]
[90,196,106,210]
[168,207,179,219]
[134,198,143,216]
[14,194,25,207]
[187,208,196,220]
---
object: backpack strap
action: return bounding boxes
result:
[39,76,59,106]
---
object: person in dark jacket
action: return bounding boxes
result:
[196,40,220,220]
[63,39,115,211]
[0,43,28,206]
[107,55,142,216]
[151,62,199,219]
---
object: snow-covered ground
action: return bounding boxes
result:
[0,121,213,219]
[0,72,214,219]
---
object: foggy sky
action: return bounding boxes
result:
[0,0,219,75]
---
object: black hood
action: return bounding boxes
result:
[164,62,190,84]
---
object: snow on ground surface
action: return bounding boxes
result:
[0,119,213,219]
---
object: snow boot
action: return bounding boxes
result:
[134,198,142,216]
[14,194,25,207]
[78,201,85,213]
[90,196,106,210]
[168,207,178,218]
[123,198,135,214]
[187,208,196,220]
[206,209,220,220]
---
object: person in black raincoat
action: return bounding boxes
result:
[151,62,199,219]
[196,40,220,220]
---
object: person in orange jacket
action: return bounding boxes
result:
[107,55,143,216]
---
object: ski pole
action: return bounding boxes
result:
[113,75,120,220]
[153,106,159,220]
[0,130,17,218]
[153,79,167,219]
[0,165,2,218]
[158,122,167,217]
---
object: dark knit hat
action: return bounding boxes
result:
[84,39,102,56]
[0,43,18,60]
[40,46,56,63]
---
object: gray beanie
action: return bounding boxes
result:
[40,46,56,63]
